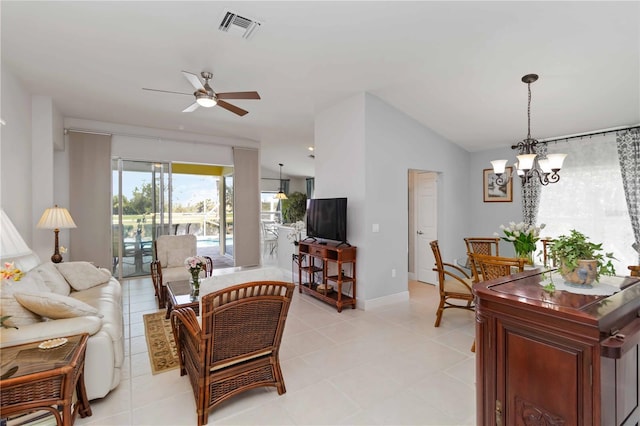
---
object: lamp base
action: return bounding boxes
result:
[51,253,63,263]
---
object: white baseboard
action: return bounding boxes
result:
[360,290,410,310]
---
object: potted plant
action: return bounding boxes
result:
[548,229,616,286]
[282,191,307,223]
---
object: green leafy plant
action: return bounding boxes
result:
[282,192,307,223]
[548,229,616,281]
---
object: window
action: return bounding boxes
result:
[537,134,635,274]
[261,192,281,223]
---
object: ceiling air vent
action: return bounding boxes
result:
[219,11,261,39]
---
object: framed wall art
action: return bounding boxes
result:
[483,167,513,203]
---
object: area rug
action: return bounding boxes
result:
[143,311,179,375]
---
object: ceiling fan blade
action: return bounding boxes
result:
[182,71,205,91]
[217,100,249,116]
[143,88,192,96]
[182,102,200,113]
[216,91,261,100]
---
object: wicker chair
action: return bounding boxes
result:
[430,240,475,327]
[469,253,526,352]
[170,280,295,426]
[472,253,526,282]
[629,265,640,277]
[150,235,213,308]
[464,237,500,283]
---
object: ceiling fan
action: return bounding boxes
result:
[143,71,260,116]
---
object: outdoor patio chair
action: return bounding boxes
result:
[170,280,295,426]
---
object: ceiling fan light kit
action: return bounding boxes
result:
[491,74,567,186]
[143,70,260,116]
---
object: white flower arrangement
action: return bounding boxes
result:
[494,221,545,260]
[287,221,306,245]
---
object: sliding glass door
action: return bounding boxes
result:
[112,160,168,279]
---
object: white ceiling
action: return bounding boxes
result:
[2,1,639,177]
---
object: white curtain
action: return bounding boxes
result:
[537,133,635,274]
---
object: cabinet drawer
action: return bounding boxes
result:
[309,247,328,257]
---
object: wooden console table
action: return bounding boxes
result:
[474,270,640,425]
[297,241,357,312]
[0,333,92,426]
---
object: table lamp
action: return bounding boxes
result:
[37,205,77,263]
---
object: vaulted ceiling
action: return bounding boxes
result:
[3,1,638,177]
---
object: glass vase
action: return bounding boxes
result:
[515,249,534,265]
[190,272,200,297]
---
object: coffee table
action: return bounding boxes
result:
[166,280,199,319]
[0,333,92,426]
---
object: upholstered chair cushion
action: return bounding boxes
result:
[155,235,197,268]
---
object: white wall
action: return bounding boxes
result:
[1,64,33,245]
[468,146,523,256]
[315,93,472,306]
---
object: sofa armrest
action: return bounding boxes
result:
[0,316,103,348]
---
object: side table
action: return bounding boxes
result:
[166,280,200,319]
[0,334,92,426]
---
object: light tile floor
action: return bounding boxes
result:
[76,275,476,426]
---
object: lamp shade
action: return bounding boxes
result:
[37,206,77,230]
[490,159,508,174]
[275,191,288,200]
[0,209,32,259]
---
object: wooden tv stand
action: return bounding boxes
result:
[297,241,356,312]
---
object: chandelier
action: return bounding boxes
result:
[491,74,567,186]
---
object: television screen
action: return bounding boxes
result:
[306,198,347,243]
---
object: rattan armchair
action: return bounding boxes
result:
[170,280,295,426]
[471,253,526,282]
[150,235,213,308]
[430,240,475,327]
[629,265,640,277]
[464,237,500,283]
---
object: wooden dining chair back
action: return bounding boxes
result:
[541,238,555,267]
[629,265,640,277]
[464,237,500,282]
[472,253,526,281]
[430,240,475,327]
[170,280,295,426]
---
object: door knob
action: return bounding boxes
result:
[417,230,424,235]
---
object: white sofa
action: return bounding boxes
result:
[0,260,124,401]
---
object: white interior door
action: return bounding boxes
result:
[416,172,438,284]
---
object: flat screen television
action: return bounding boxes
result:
[306,198,348,243]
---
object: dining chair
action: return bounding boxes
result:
[471,253,526,282]
[430,240,475,327]
[261,221,278,256]
[464,237,500,283]
[468,253,526,352]
[171,280,295,426]
[629,265,640,277]
[541,238,555,267]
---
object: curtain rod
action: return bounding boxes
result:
[510,124,639,149]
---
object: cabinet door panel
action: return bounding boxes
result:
[501,327,586,425]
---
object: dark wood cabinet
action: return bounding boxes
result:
[297,241,356,312]
[474,270,640,426]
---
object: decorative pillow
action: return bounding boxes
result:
[14,291,101,319]
[54,262,112,291]
[0,274,50,327]
[33,262,71,295]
